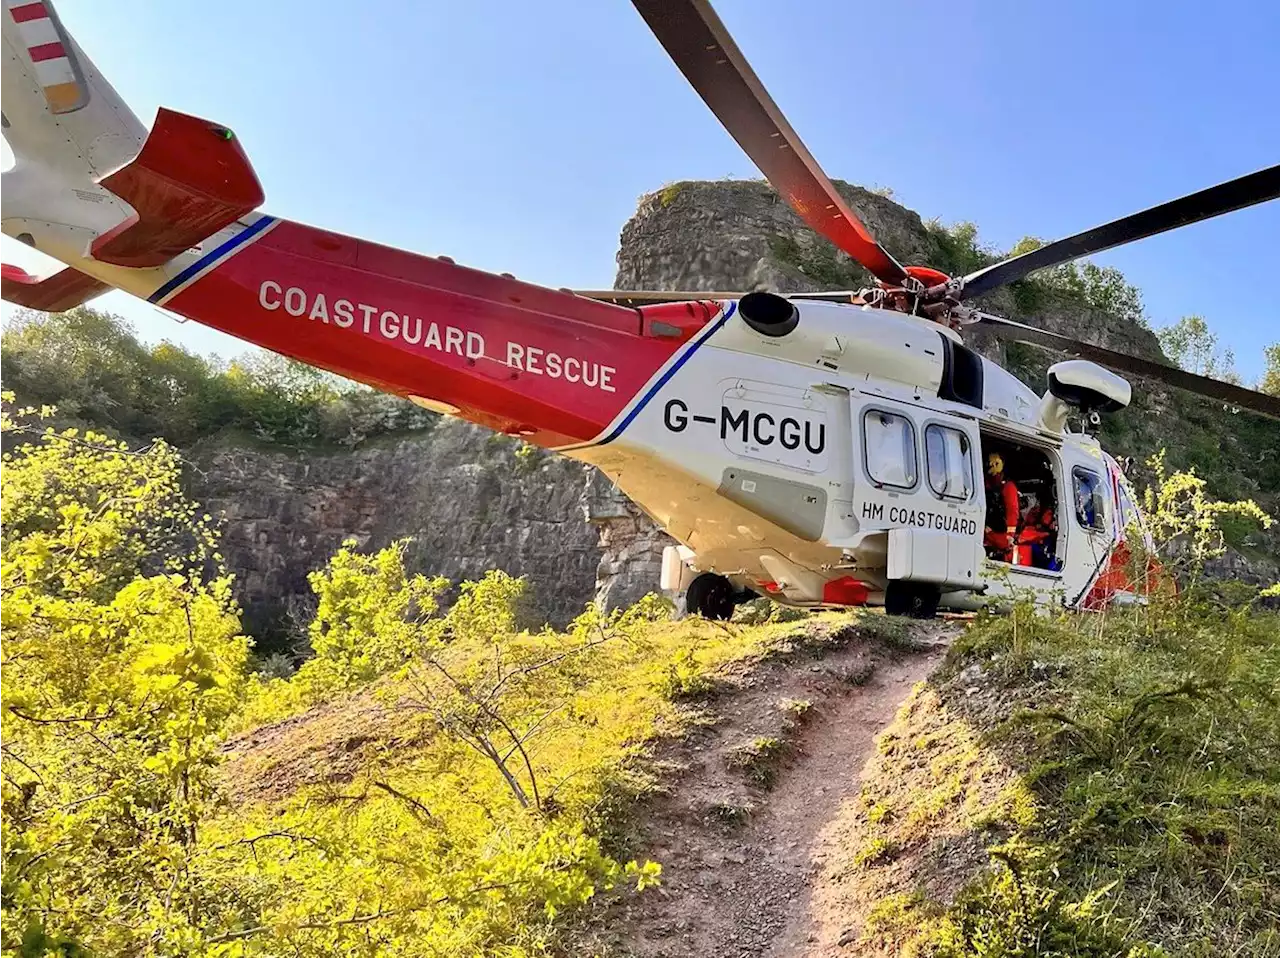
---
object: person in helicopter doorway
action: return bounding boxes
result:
[1019,494,1062,571]
[983,452,1021,562]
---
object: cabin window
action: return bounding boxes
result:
[1117,483,1136,529]
[863,409,917,489]
[1072,467,1107,533]
[925,424,973,501]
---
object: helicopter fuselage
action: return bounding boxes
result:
[565,294,1150,614]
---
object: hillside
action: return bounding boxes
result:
[4,388,1277,957]
[200,594,1280,957]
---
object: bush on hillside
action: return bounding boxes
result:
[1,306,436,446]
[1,393,252,954]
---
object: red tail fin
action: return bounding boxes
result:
[91,108,265,268]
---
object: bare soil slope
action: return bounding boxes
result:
[576,618,961,957]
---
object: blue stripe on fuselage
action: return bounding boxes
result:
[595,300,735,446]
[147,215,277,305]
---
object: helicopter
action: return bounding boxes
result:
[3,0,1278,620]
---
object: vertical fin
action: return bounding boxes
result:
[5,0,88,114]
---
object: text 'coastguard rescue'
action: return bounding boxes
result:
[258,281,618,393]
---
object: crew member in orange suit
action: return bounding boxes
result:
[983,453,1021,562]
[1019,497,1059,569]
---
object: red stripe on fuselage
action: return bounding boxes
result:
[162,219,712,448]
[10,3,50,23]
[28,41,65,61]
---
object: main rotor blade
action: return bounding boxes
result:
[572,289,744,305]
[978,314,1280,421]
[958,164,1280,300]
[631,0,909,287]
[572,289,863,306]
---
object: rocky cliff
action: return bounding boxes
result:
[616,179,1168,363]
[188,421,603,647]
[188,180,1277,644]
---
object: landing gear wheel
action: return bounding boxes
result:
[884,581,940,620]
[685,572,737,621]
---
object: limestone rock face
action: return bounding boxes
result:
[615,179,1166,362]
[616,180,937,296]
[583,470,677,613]
[188,420,604,643]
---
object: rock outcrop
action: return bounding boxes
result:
[188,420,603,645]
[615,179,1167,364]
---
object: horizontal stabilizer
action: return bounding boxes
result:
[90,108,265,268]
[1,262,108,311]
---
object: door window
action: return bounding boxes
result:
[863,409,917,489]
[925,424,974,501]
[1072,467,1107,532]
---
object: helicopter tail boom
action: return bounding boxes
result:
[147,216,725,448]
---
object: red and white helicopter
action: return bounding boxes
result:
[3,1,1278,619]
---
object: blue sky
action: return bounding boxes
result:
[4,0,1278,381]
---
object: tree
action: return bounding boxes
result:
[1260,342,1280,396]
[296,539,449,696]
[1157,315,1242,383]
[1003,237,1147,327]
[1,393,251,954]
[1,394,664,954]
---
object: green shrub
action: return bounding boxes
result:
[1,306,437,446]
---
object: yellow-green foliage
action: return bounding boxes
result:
[307,539,449,687]
[2,394,252,955]
[200,586,813,954]
[1140,450,1272,575]
[859,597,1280,958]
[1,392,821,955]
[656,181,686,208]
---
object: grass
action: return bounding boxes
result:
[656,182,687,208]
[726,736,792,788]
[848,599,1280,957]
[854,836,900,869]
[216,607,865,954]
[778,697,814,724]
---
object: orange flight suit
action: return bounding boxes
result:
[983,475,1020,561]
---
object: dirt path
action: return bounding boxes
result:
[577,619,956,958]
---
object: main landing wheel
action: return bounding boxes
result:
[685,572,737,621]
[884,581,940,620]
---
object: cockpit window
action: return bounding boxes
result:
[1072,467,1107,533]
